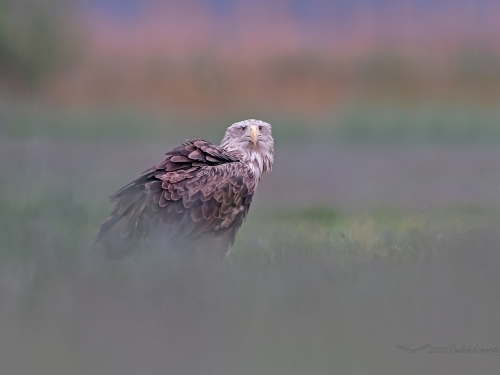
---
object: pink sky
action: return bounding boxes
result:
[85,1,500,60]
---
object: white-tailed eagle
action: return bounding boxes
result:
[94,119,274,257]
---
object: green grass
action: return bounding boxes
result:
[330,102,500,144]
[3,100,500,144]
[233,205,500,264]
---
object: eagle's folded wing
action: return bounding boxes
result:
[94,140,256,254]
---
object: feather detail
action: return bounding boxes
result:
[170,155,192,163]
[201,203,213,220]
[165,162,191,172]
[190,205,204,222]
[155,158,170,170]
[188,150,205,161]
[159,192,170,207]
[145,180,162,192]
[205,155,219,163]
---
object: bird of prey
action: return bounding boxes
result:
[94,119,274,258]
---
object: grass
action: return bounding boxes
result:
[1,101,500,262]
[1,198,499,374]
[1,104,500,374]
[1,161,496,267]
[4,100,500,144]
[332,103,500,144]
[234,204,500,264]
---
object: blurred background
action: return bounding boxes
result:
[1,1,500,374]
[4,0,500,114]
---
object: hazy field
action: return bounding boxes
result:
[2,1,500,373]
[1,105,500,374]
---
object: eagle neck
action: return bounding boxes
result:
[221,139,273,183]
[223,148,264,182]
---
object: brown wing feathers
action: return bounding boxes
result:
[94,140,255,254]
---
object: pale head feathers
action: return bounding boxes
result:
[220,119,274,181]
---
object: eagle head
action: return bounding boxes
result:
[220,119,274,181]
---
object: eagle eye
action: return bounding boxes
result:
[240,125,247,131]
[258,125,263,131]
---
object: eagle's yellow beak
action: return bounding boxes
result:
[249,125,259,146]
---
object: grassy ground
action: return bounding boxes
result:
[1,104,500,374]
[4,100,500,144]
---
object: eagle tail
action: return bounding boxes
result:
[93,192,147,258]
